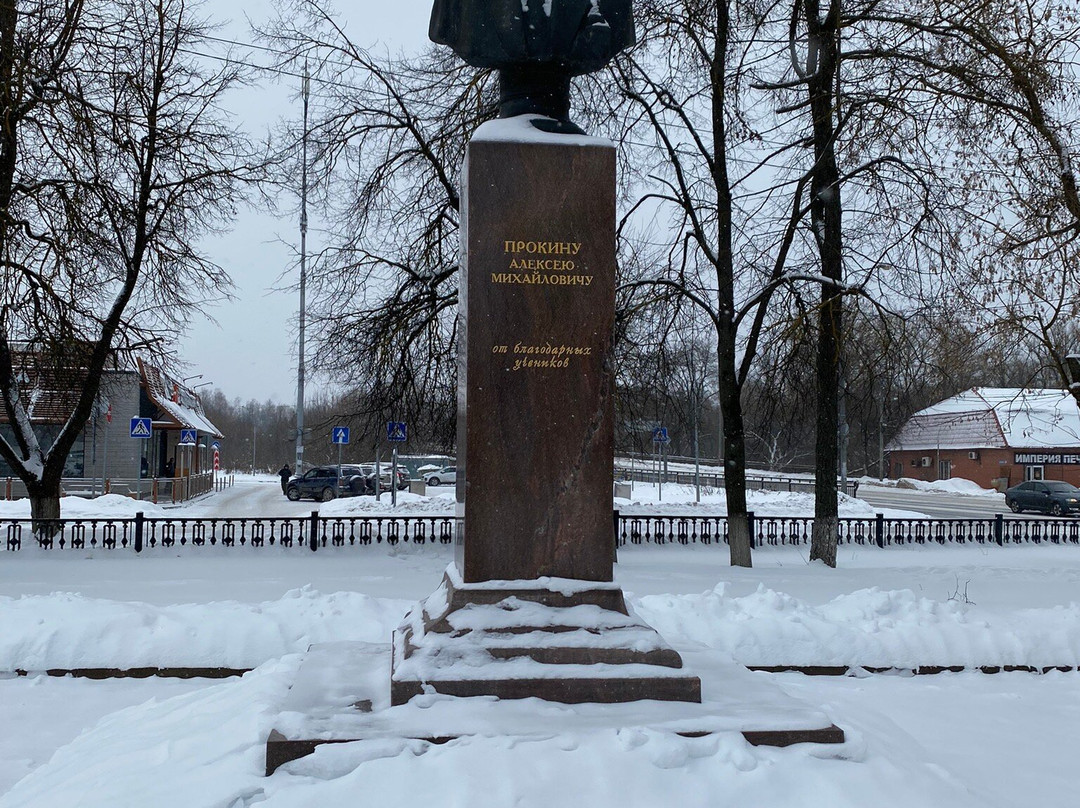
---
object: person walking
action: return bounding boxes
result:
[278,464,292,495]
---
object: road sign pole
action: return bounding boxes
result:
[391,446,398,507]
[657,440,663,503]
[337,443,342,481]
[374,443,381,502]
[102,419,109,496]
[660,440,665,502]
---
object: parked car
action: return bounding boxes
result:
[425,465,457,486]
[337,465,371,496]
[286,466,343,502]
[284,464,370,502]
[1005,480,1080,516]
[360,464,410,492]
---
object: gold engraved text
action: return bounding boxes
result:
[491,272,593,286]
[503,240,582,256]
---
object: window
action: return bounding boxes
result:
[938,459,952,480]
[1025,465,1045,482]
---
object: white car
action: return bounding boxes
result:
[425,466,457,486]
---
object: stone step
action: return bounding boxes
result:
[403,625,685,667]
[390,670,702,705]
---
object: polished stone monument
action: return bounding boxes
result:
[389,0,702,705]
[264,4,844,773]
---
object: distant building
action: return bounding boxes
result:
[886,388,1080,490]
[0,353,222,491]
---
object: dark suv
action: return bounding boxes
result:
[285,465,368,502]
[1005,480,1080,516]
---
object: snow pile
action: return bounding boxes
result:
[861,477,1001,498]
[0,495,168,519]
[0,588,410,671]
[634,585,1080,669]
[3,583,1078,673]
[0,659,299,808]
[320,491,455,517]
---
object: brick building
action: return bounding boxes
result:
[886,388,1080,490]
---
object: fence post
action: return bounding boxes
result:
[994,513,1004,546]
[4,477,9,500]
[747,510,756,549]
[309,510,319,552]
[134,511,144,553]
[612,508,620,564]
[105,478,110,494]
[875,513,884,548]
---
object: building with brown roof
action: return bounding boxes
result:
[886,388,1080,490]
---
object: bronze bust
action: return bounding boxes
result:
[430,0,635,132]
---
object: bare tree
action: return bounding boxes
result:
[602,0,843,568]
[260,0,497,450]
[0,0,262,522]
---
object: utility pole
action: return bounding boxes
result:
[295,62,310,473]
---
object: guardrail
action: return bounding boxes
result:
[1,472,231,504]
[2,511,1078,553]
[615,468,860,497]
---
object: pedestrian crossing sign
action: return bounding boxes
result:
[129,417,152,439]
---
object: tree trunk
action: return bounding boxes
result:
[719,334,751,567]
[27,479,62,542]
[803,0,843,568]
[723,406,752,568]
[711,0,751,568]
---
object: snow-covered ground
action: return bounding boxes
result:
[1,477,1078,806]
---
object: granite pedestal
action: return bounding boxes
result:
[387,117,700,705]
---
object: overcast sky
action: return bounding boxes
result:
[183,1,433,404]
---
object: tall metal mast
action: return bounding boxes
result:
[295,62,310,473]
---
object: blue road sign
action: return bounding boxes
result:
[651,426,670,444]
[179,428,197,445]
[387,421,407,442]
[332,426,350,445]
[130,417,152,439]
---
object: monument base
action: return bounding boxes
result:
[389,565,701,705]
[265,639,844,776]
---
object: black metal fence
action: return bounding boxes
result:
[2,510,1079,553]
[2,511,455,552]
[615,512,1080,548]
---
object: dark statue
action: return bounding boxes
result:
[430,0,635,132]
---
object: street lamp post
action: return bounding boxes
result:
[295,63,311,475]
